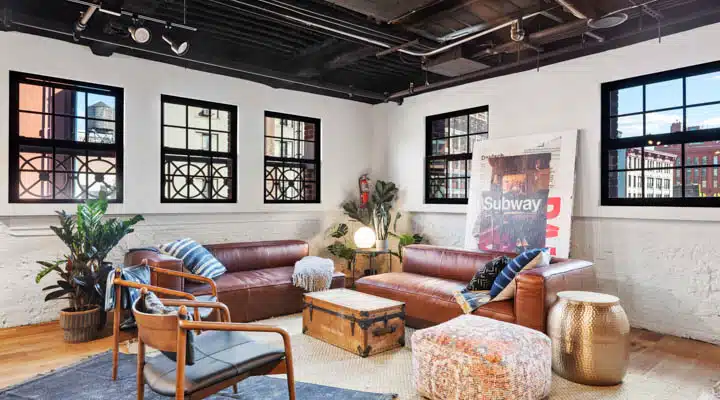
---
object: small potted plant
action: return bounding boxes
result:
[36,193,143,343]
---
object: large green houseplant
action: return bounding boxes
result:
[36,193,144,342]
[328,180,424,273]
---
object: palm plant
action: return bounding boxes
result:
[36,193,144,311]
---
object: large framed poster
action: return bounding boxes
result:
[464,131,578,258]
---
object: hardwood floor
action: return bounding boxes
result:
[0,321,718,393]
[0,321,133,389]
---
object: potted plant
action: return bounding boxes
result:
[36,193,144,343]
[326,223,356,269]
[373,203,391,250]
[340,179,425,257]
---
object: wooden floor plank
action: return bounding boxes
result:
[0,321,133,389]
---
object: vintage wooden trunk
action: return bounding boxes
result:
[302,289,405,357]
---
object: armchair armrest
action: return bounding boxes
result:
[514,259,596,332]
[143,259,218,297]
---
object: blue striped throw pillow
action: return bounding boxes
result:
[489,248,550,300]
[157,238,226,279]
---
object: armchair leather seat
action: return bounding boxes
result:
[144,330,285,397]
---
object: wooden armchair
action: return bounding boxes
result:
[111,260,220,380]
[133,289,296,400]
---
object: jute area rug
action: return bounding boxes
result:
[121,314,720,400]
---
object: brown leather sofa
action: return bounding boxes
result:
[125,240,345,322]
[355,245,595,332]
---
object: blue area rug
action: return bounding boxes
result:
[0,352,396,399]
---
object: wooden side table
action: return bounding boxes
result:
[350,248,391,288]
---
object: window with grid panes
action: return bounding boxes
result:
[9,71,123,203]
[264,111,320,203]
[161,95,237,203]
[425,106,488,204]
[602,61,720,205]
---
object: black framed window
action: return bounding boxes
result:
[264,111,320,203]
[161,95,237,203]
[602,60,720,206]
[425,106,488,204]
[9,71,123,203]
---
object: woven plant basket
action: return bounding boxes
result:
[59,305,101,343]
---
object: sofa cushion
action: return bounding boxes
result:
[356,272,515,328]
[204,240,309,273]
[185,267,346,295]
[356,272,465,303]
[402,245,517,282]
[186,267,346,322]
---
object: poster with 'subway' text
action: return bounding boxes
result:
[464,131,578,258]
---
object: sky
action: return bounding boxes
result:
[615,71,720,137]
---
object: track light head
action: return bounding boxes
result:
[129,25,151,44]
[162,31,189,56]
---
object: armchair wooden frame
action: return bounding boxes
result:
[111,261,219,381]
[134,290,296,400]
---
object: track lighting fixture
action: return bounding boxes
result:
[162,30,189,56]
[128,25,151,44]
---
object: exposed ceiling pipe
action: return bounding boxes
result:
[7,20,391,103]
[211,0,548,58]
[386,5,720,101]
[484,19,592,55]
[73,2,98,32]
[554,0,588,20]
[66,0,197,31]
[214,0,547,58]
[551,0,604,41]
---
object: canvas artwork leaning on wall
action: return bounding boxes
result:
[464,131,579,258]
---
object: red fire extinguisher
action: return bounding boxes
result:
[358,174,370,208]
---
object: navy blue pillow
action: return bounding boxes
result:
[490,248,549,299]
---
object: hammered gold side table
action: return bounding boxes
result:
[547,291,630,386]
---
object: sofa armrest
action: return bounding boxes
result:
[514,259,596,332]
[124,249,184,293]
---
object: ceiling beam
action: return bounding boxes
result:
[389,0,482,26]
[297,45,379,78]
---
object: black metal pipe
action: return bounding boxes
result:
[9,20,392,103]
[387,6,720,101]
[73,3,97,32]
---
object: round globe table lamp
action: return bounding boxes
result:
[354,227,376,249]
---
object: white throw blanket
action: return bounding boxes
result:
[292,256,335,292]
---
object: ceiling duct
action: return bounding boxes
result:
[424,47,489,77]
[322,0,438,22]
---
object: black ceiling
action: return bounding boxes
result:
[3,0,720,104]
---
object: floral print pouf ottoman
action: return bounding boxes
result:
[411,315,552,400]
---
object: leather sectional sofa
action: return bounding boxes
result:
[355,245,596,332]
[125,240,346,322]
